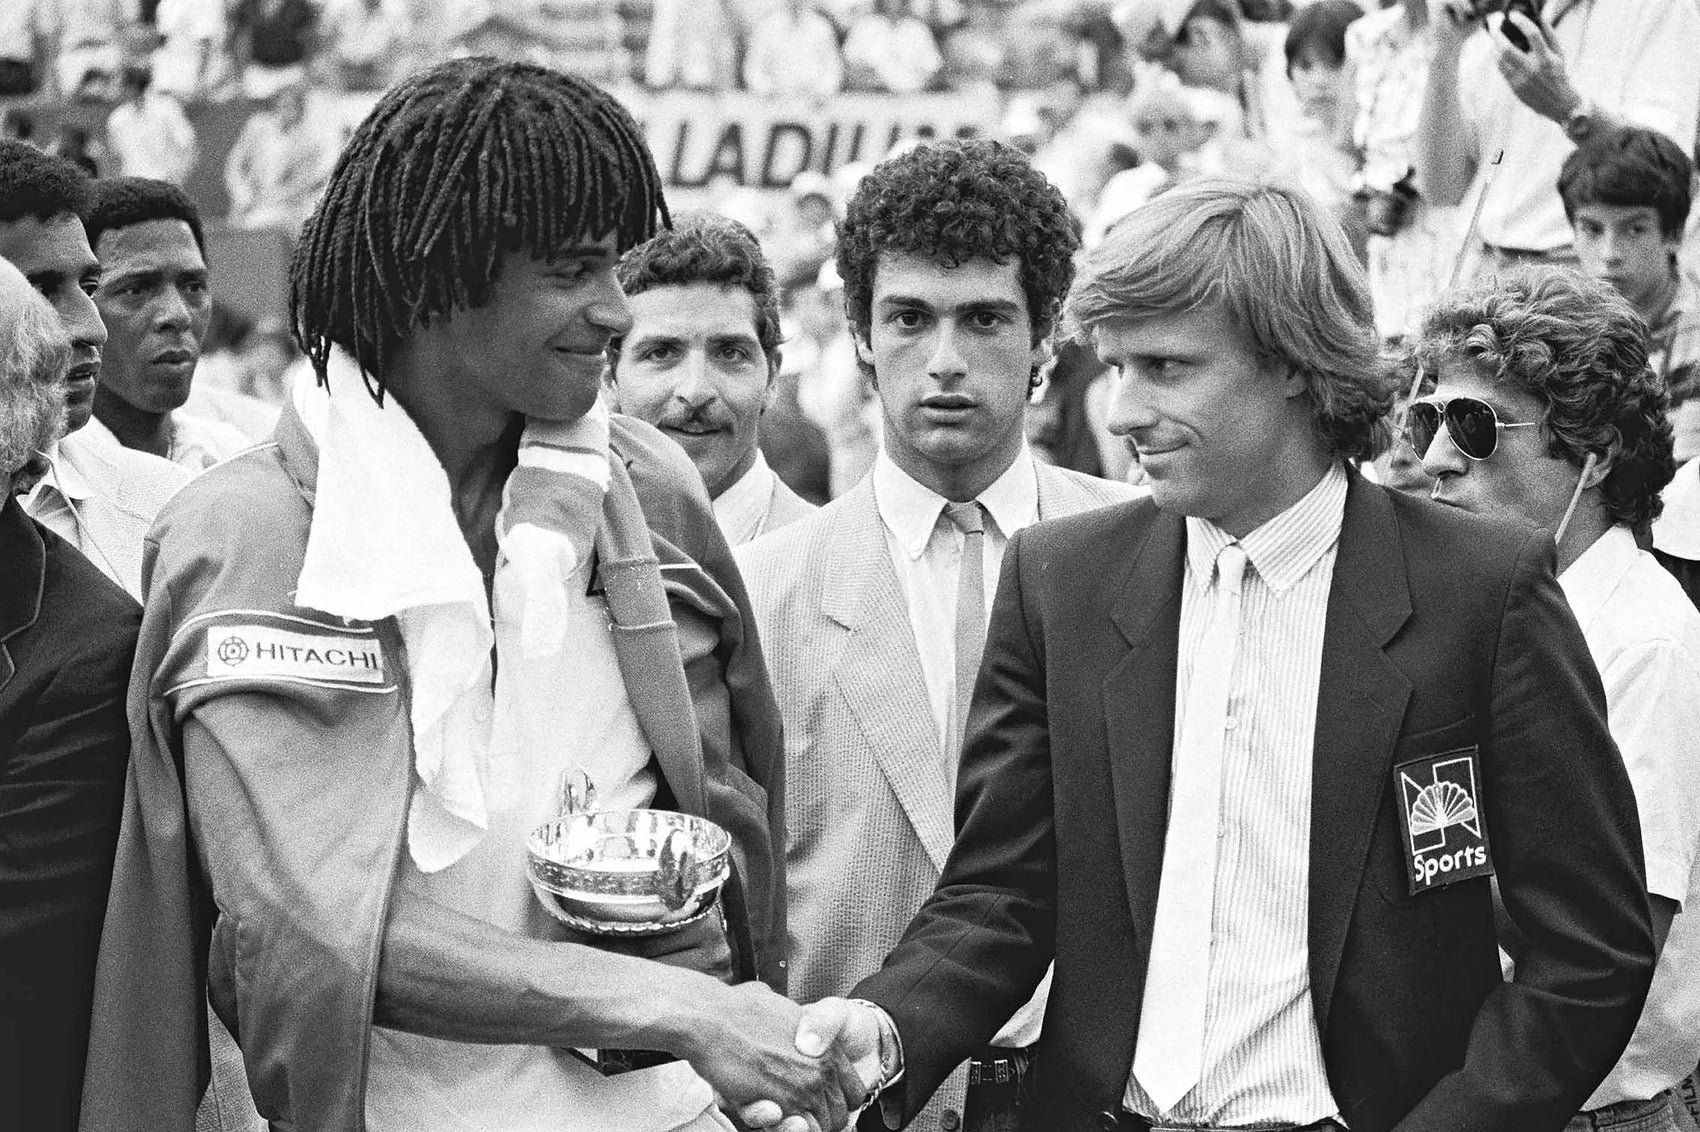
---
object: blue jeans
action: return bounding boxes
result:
[1565,1090,1700,1132]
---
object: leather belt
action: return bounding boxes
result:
[967,1045,1030,1087]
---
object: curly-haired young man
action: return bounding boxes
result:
[794,178,1655,1132]
[607,211,815,545]
[737,138,1136,1132]
[1412,264,1700,1132]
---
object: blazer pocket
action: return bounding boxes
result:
[1394,714,1478,757]
[1373,714,1482,906]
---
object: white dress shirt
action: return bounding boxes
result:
[871,445,1049,1047]
[1125,463,1347,1125]
[872,447,1038,757]
[713,451,778,548]
[23,425,192,598]
[1559,525,1700,1109]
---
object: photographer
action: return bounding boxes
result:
[1414,0,1699,271]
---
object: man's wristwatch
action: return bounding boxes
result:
[848,999,904,1096]
[1564,99,1599,144]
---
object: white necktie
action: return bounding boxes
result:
[1132,542,1249,1113]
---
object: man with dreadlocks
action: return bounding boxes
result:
[80,58,862,1132]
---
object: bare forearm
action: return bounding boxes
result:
[1416,47,1474,207]
[373,885,710,1055]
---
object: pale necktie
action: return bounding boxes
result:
[944,501,987,770]
[1132,542,1249,1113]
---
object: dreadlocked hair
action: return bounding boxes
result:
[290,57,669,402]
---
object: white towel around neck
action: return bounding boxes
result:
[291,355,610,871]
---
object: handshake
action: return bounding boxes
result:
[681,987,896,1132]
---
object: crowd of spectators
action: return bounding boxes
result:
[2,0,1697,497]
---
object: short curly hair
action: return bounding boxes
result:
[835,139,1077,357]
[0,139,92,225]
[1068,175,1393,461]
[1413,266,1675,529]
[609,210,781,378]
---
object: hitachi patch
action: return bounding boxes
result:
[1394,748,1494,895]
[205,623,386,686]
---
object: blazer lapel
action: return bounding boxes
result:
[0,499,46,692]
[824,483,955,871]
[1308,476,1413,1030]
[1103,506,1187,961]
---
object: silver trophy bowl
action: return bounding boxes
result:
[527,808,733,937]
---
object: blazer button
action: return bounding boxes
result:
[940,1110,961,1131]
[1095,1110,1122,1131]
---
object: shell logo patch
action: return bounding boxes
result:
[1394,748,1494,895]
[205,624,386,685]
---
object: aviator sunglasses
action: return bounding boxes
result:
[1403,396,1538,461]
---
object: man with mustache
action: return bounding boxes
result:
[1,140,190,600]
[81,176,249,472]
[736,139,1135,1132]
[609,211,815,546]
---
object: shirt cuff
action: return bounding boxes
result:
[848,999,905,1128]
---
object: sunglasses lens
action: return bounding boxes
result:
[1447,397,1499,459]
[1406,402,1440,455]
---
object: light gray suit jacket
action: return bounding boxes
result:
[737,460,1136,1130]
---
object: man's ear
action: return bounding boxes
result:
[1281,364,1308,400]
[853,330,875,369]
[762,350,781,414]
[1582,450,1613,490]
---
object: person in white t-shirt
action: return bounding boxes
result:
[1416,0,1700,269]
[1412,265,1700,1132]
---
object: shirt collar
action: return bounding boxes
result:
[873,445,1039,560]
[1558,523,1640,633]
[712,450,776,544]
[1184,462,1348,593]
[42,434,93,501]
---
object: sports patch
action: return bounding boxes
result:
[1394,748,1494,895]
[205,624,386,685]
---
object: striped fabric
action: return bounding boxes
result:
[1125,463,1349,1125]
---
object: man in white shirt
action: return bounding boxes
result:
[0,140,190,600]
[737,139,1135,1132]
[106,64,199,186]
[81,176,249,473]
[1415,0,1700,267]
[608,212,815,546]
[783,177,1654,1132]
[1412,265,1700,1132]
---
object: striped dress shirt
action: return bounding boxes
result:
[1125,463,1348,1125]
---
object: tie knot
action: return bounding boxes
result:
[944,500,985,536]
[1215,543,1248,594]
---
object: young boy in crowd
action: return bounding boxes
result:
[1560,126,1700,460]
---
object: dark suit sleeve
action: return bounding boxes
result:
[0,592,139,1132]
[851,526,1060,1122]
[1396,528,1655,1131]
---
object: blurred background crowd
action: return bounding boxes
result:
[3,0,1696,503]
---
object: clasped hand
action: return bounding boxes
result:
[688,987,885,1132]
